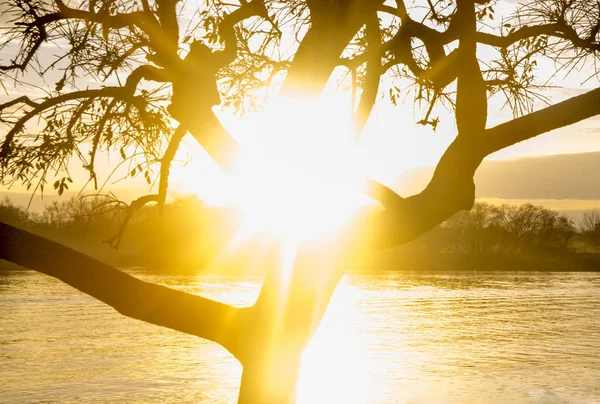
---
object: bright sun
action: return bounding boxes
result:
[225,96,372,246]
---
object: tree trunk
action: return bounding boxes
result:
[237,354,302,403]
[232,242,349,403]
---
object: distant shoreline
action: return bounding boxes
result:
[358,251,600,273]
[4,251,600,274]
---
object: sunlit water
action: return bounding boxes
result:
[1,270,599,403]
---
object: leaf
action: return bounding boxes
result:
[120,147,126,160]
[55,76,66,92]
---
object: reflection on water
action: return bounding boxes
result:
[1,270,599,403]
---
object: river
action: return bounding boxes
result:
[1,270,599,403]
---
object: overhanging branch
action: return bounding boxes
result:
[483,86,600,155]
[0,221,243,358]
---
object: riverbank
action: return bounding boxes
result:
[359,250,600,272]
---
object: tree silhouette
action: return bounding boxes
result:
[581,209,600,251]
[1,0,600,402]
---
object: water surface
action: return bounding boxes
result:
[1,270,599,403]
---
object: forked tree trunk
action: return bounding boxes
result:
[233,243,348,403]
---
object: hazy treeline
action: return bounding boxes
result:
[0,195,242,269]
[410,203,600,254]
[2,196,600,271]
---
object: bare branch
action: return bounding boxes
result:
[0,96,40,112]
[475,23,562,47]
[158,124,187,209]
[483,86,600,155]
[104,194,159,250]
[53,0,160,33]
[0,6,49,73]
[87,99,119,189]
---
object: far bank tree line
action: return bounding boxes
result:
[412,202,600,254]
[0,195,242,269]
[1,196,600,268]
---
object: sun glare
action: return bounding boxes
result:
[226,97,372,245]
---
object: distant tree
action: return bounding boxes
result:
[552,215,577,249]
[0,197,31,226]
[430,203,578,253]
[444,202,502,254]
[580,209,600,251]
[1,0,600,401]
[493,203,567,252]
[41,200,69,228]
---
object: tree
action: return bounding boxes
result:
[0,197,31,226]
[1,0,600,401]
[580,209,600,251]
[552,214,577,249]
[494,203,554,252]
[443,202,502,254]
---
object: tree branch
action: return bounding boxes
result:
[354,13,381,135]
[281,0,384,96]
[214,0,268,66]
[53,0,160,32]
[0,87,145,163]
[0,221,243,359]
[104,194,160,250]
[475,23,562,48]
[184,110,240,173]
[483,86,600,155]
[365,86,600,252]
[0,9,49,73]
[454,0,487,137]
[158,125,187,209]
[154,0,180,56]
[0,96,40,111]
[87,100,119,189]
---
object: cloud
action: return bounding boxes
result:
[394,151,600,200]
